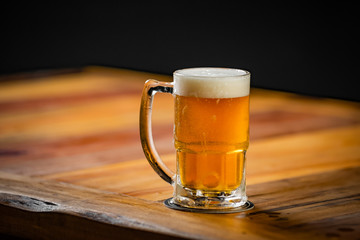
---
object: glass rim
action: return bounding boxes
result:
[173,67,250,78]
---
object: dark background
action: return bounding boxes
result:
[0,2,358,101]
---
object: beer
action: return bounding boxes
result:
[175,95,249,191]
[173,68,250,194]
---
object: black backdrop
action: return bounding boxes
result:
[1,2,358,101]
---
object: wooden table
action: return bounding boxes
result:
[0,67,359,240]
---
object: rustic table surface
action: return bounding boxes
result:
[0,67,359,240]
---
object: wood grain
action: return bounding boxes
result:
[40,125,360,200]
[1,166,359,240]
[0,66,359,239]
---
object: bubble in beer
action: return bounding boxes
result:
[203,172,220,188]
[174,67,250,99]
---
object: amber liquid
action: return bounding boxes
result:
[174,95,249,192]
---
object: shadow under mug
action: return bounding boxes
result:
[140,67,253,213]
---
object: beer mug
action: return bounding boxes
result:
[140,67,253,213]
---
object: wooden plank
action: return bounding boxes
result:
[0,172,186,240]
[1,167,359,240]
[0,67,360,239]
[0,67,170,102]
[0,91,358,179]
[36,125,359,201]
[0,67,359,201]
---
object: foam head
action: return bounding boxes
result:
[173,67,250,98]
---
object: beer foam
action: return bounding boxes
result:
[173,68,250,98]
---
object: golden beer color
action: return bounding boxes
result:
[174,94,249,192]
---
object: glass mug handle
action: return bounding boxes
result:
[140,79,174,185]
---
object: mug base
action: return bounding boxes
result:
[164,198,254,214]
